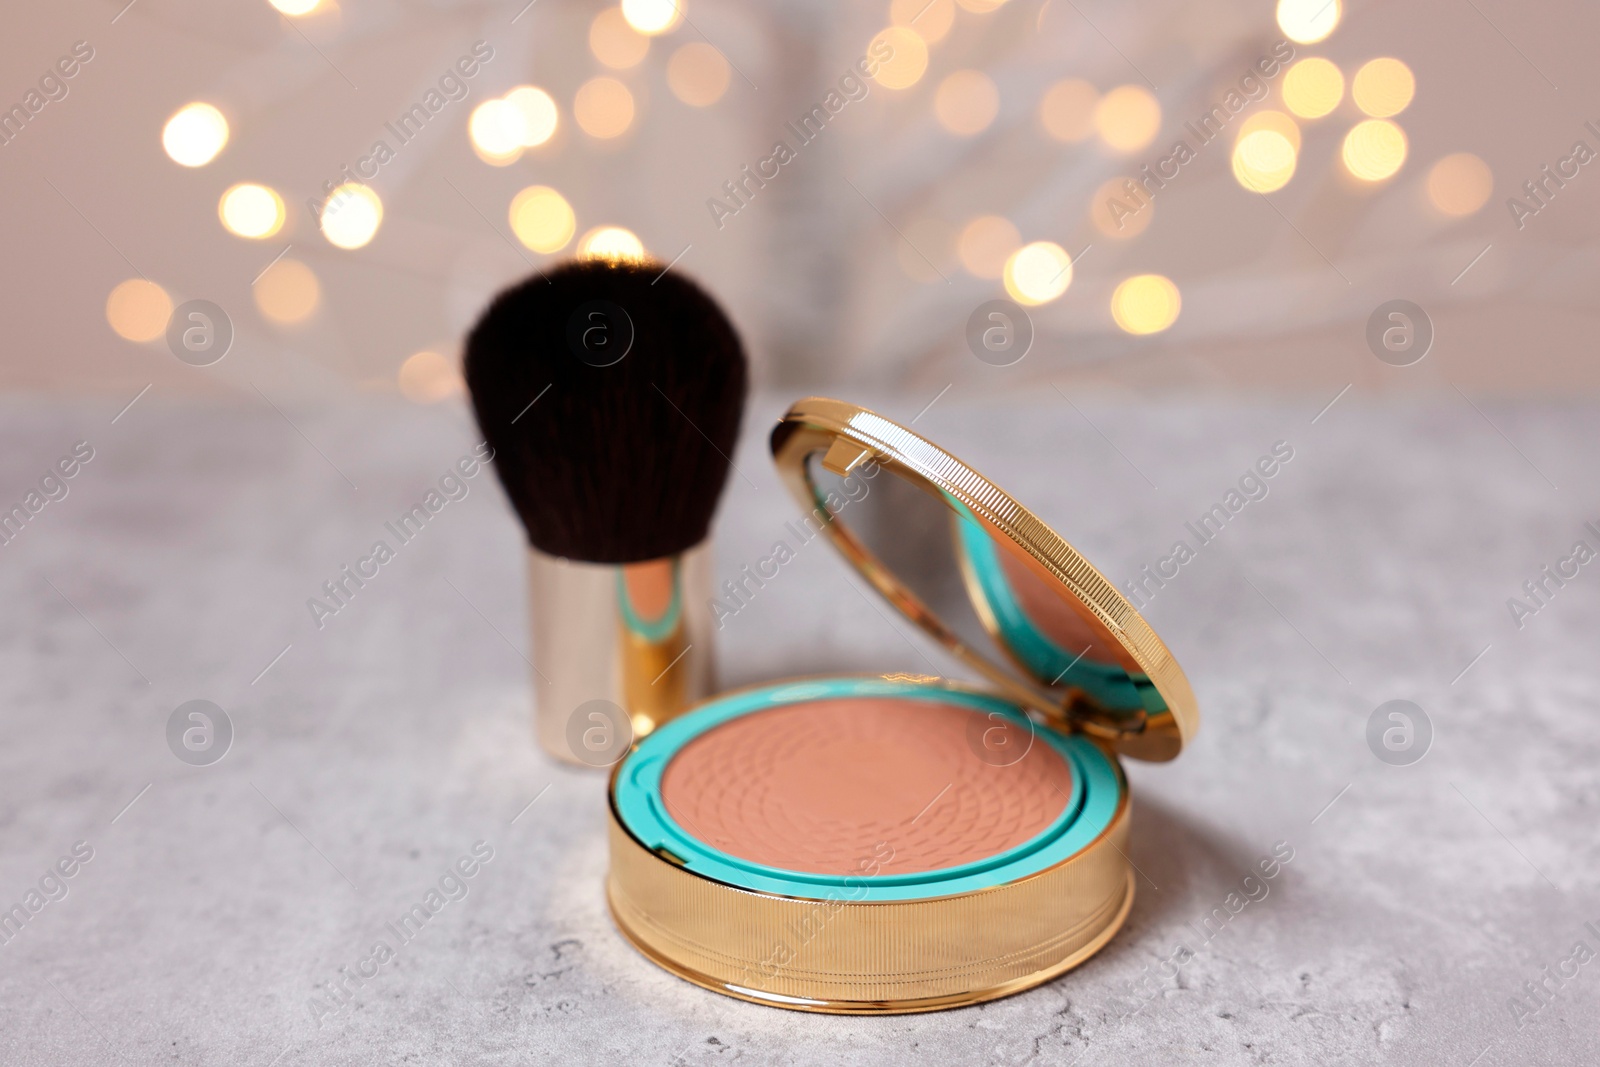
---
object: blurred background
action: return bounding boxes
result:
[4,0,1595,399]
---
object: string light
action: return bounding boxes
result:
[319,183,382,248]
[957,215,1020,279]
[469,98,528,163]
[162,103,228,167]
[106,279,172,342]
[1003,241,1072,305]
[1427,153,1494,216]
[591,7,650,68]
[509,186,577,253]
[1342,119,1407,182]
[1281,58,1343,119]
[1352,58,1415,118]
[667,43,731,107]
[218,183,285,239]
[574,77,635,139]
[1094,85,1160,153]
[399,351,463,404]
[1111,274,1180,334]
[254,259,320,325]
[1276,0,1340,44]
[890,0,954,44]
[578,226,646,263]
[868,28,928,90]
[505,86,559,147]
[934,70,999,136]
[621,0,682,36]
[1040,79,1098,143]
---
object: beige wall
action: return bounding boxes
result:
[2,0,1596,402]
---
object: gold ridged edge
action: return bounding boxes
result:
[605,772,1134,1013]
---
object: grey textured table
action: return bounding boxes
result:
[2,391,1596,1066]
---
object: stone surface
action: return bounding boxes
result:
[1,391,1596,1066]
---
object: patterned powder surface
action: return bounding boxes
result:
[658,697,1073,876]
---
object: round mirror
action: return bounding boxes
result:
[770,398,1197,761]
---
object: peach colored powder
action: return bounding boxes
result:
[659,697,1072,876]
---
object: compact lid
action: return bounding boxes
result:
[769,397,1198,761]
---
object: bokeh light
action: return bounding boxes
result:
[1003,241,1073,306]
[1040,78,1098,143]
[1427,152,1494,216]
[956,0,1006,12]
[868,28,928,90]
[505,86,559,147]
[1111,274,1180,334]
[668,43,731,107]
[890,0,954,44]
[162,103,229,167]
[1281,57,1343,119]
[106,279,172,343]
[957,215,1021,279]
[1352,57,1415,118]
[319,183,383,249]
[1238,110,1301,152]
[1094,85,1161,154]
[590,7,650,69]
[578,226,646,263]
[254,258,320,325]
[1342,119,1407,182]
[469,98,528,163]
[1232,129,1297,192]
[218,183,285,239]
[574,77,636,139]
[1276,0,1340,44]
[399,350,463,404]
[509,185,577,253]
[621,0,682,36]
[268,0,321,13]
[1089,178,1153,238]
[934,70,999,136]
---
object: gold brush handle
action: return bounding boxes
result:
[526,543,716,766]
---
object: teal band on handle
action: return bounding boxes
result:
[613,677,1120,902]
[615,557,683,643]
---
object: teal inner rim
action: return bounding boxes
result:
[613,677,1120,902]
[954,509,1164,716]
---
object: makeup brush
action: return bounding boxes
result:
[464,257,748,764]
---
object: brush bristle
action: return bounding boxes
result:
[463,259,748,563]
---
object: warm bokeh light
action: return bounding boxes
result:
[956,0,1006,12]
[1089,178,1153,238]
[268,0,321,13]
[509,185,577,253]
[868,27,928,90]
[620,0,682,36]
[590,7,650,69]
[1238,110,1301,151]
[1003,241,1072,306]
[1040,78,1098,143]
[957,215,1021,279]
[890,0,954,44]
[667,42,731,107]
[106,279,172,343]
[574,77,635,139]
[1094,85,1161,153]
[399,350,463,404]
[1276,0,1340,44]
[1281,57,1343,119]
[1342,119,1407,182]
[934,70,999,136]
[1232,129,1297,192]
[896,218,954,284]
[253,258,320,325]
[1111,274,1181,334]
[162,103,229,167]
[578,226,646,263]
[1428,152,1494,216]
[1352,57,1415,118]
[319,183,383,248]
[218,183,285,239]
[505,86,559,147]
[469,98,527,163]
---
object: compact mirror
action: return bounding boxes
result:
[770,397,1197,761]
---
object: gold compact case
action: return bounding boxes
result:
[605,397,1199,1014]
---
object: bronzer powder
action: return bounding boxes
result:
[659,697,1073,876]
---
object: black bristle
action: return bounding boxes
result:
[463,259,748,563]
